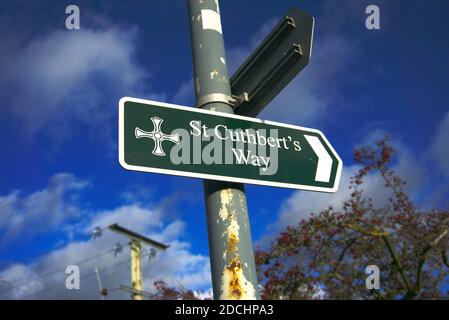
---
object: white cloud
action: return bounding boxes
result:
[259,35,355,125]
[222,9,356,126]
[170,18,279,108]
[0,27,163,143]
[0,173,88,247]
[271,165,358,230]
[0,215,210,299]
[263,135,427,240]
[171,13,354,128]
[85,205,164,235]
[226,18,279,75]
[0,178,211,299]
[172,79,195,106]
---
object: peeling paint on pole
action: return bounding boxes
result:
[218,189,233,221]
[218,189,256,299]
[222,256,256,299]
[188,0,260,299]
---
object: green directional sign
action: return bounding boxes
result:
[119,97,342,192]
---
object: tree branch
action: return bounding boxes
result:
[416,226,449,291]
[381,235,415,298]
[334,238,356,274]
[442,251,449,269]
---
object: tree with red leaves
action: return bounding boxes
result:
[154,137,449,299]
[150,280,201,300]
[256,137,449,299]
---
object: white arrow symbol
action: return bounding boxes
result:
[304,135,333,183]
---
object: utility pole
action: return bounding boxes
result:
[130,240,143,300]
[188,0,260,299]
[108,223,169,300]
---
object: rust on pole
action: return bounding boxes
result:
[187,0,260,299]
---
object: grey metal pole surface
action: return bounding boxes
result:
[187,0,260,300]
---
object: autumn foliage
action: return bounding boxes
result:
[155,137,449,299]
[150,280,201,300]
[256,137,449,299]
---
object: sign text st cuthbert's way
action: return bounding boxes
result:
[119,97,342,193]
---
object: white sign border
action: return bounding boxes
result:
[119,96,343,193]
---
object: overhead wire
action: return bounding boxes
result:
[0,226,129,297]
[2,225,167,300]
[17,250,156,300]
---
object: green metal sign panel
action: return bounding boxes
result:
[119,97,342,192]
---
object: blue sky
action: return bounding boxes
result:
[0,0,448,299]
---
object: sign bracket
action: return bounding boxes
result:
[196,92,249,109]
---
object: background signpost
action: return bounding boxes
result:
[231,8,315,117]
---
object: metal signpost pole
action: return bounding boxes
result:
[120,1,333,301]
[188,0,260,299]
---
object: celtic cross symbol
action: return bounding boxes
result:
[135,116,180,157]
